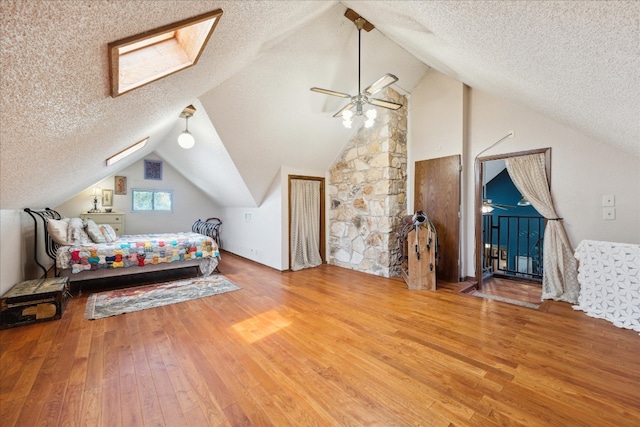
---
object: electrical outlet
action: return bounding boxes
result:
[603,207,616,220]
[602,194,615,207]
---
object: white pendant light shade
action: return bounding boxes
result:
[178,130,195,149]
[178,106,196,149]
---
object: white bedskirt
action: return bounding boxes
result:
[572,240,640,333]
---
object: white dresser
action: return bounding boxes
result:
[80,211,125,236]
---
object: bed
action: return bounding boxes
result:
[24,208,220,288]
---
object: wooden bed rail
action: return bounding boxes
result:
[24,207,62,278]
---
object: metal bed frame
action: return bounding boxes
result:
[24,207,63,278]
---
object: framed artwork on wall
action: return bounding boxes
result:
[102,189,113,207]
[115,176,127,195]
[144,159,162,180]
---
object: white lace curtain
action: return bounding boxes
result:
[505,153,580,303]
[290,179,322,271]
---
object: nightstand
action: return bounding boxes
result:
[80,211,125,236]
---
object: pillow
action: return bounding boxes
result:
[47,218,72,245]
[67,217,92,245]
[84,219,106,243]
[99,224,118,243]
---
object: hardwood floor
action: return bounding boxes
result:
[479,276,543,306]
[1,252,639,426]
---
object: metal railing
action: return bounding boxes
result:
[482,215,544,281]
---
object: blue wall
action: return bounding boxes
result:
[486,169,543,273]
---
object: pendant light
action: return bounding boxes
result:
[178,105,196,149]
[517,195,531,206]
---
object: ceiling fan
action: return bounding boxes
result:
[310,9,403,127]
[483,199,515,213]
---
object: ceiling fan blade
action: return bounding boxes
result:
[368,97,403,110]
[333,102,355,118]
[311,87,352,98]
[364,73,398,96]
[492,205,510,210]
[492,203,515,209]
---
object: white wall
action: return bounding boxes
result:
[219,166,326,271]
[409,68,640,279]
[56,153,222,234]
[466,88,640,262]
[407,68,465,212]
[220,172,283,270]
[1,210,23,294]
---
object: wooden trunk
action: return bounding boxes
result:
[401,226,437,290]
[1,277,70,329]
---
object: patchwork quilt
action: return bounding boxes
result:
[56,232,219,274]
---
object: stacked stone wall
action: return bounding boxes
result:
[327,89,407,277]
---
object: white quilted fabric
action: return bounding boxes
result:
[573,240,640,333]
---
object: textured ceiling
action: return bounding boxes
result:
[1,1,638,210]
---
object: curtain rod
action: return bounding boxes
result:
[475,131,514,160]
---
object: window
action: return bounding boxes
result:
[108,9,223,97]
[132,189,173,212]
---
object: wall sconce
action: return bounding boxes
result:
[178,104,196,149]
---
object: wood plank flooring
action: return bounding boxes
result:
[1,252,639,426]
[480,276,543,305]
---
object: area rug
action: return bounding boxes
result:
[471,291,540,310]
[85,275,241,320]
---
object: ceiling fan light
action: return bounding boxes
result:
[178,130,195,149]
[342,109,354,128]
[364,109,376,128]
[517,196,531,206]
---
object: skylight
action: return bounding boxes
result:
[106,137,149,166]
[108,9,223,97]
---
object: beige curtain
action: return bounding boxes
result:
[290,179,322,271]
[505,154,580,303]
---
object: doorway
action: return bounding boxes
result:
[288,175,325,270]
[475,148,550,294]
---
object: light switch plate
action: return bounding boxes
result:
[603,207,616,220]
[602,194,615,207]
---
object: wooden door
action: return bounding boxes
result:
[414,155,461,283]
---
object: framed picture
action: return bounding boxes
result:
[102,189,113,207]
[144,159,162,180]
[114,176,127,195]
[144,160,162,181]
[500,249,507,260]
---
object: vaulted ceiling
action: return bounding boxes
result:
[1,1,638,210]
